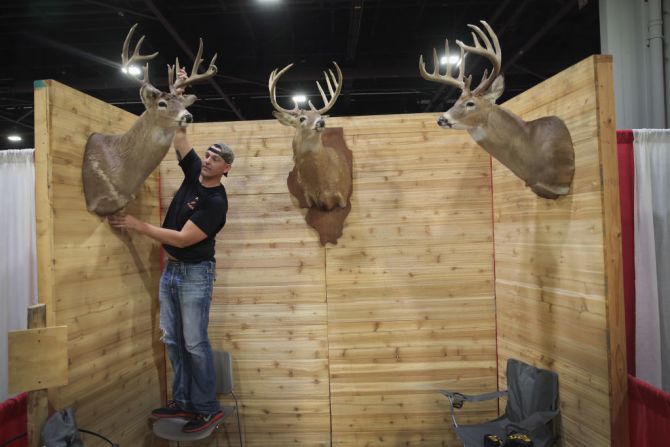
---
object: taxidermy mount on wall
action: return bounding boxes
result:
[419,21,575,199]
[269,62,353,245]
[82,24,217,216]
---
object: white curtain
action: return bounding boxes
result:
[634,129,670,392]
[0,149,37,402]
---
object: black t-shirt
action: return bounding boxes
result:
[162,149,228,262]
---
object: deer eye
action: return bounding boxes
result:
[299,116,307,123]
[158,100,168,109]
[465,101,475,107]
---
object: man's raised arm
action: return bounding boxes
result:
[173,127,192,161]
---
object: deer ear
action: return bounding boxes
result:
[483,75,505,103]
[272,111,297,127]
[181,94,197,107]
[140,84,161,107]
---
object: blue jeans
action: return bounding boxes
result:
[159,259,220,414]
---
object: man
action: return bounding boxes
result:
[108,125,233,433]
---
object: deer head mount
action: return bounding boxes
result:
[82,24,218,216]
[269,62,352,211]
[419,21,575,199]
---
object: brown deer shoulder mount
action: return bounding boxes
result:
[268,62,352,211]
[419,20,575,199]
[82,24,218,216]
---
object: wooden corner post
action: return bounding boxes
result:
[594,54,629,447]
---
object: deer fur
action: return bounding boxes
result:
[420,20,575,199]
[82,24,216,216]
[439,76,575,199]
[83,85,196,215]
[269,62,351,211]
[273,110,351,210]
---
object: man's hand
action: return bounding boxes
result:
[108,211,143,232]
[108,210,207,248]
[172,67,192,160]
[174,68,188,95]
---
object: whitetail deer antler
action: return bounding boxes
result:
[419,20,501,95]
[121,23,159,85]
[269,62,343,115]
[168,38,218,95]
[456,20,501,95]
[308,62,343,115]
[419,38,469,90]
[268,63,300,115]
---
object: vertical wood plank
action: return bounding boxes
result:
[26,304,48,447]
[33,81,56,328]
[594,54,629,447]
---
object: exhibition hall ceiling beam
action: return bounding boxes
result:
[410,0,428,35]
[0,112,34,130]
[346,0,365,63]
[81,0,158,21]
[502,0,578,72]
[514,64,548,81]
[170,0,503,15]
[25,33,121,71]
[0,61,538,98]
[142,0,245,120]
[15,109,33,124]
[368,0,382,37]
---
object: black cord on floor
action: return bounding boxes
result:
[0,432,27,447]
[79,428,119,447]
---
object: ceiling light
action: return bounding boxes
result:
[258,0,280,3]
[441,55,461,65]
[292,94,307,104]
[121,65,141,76]
[8,135,22,142]
[127,65,142,76]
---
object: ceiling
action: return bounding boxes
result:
[0,0,600,149]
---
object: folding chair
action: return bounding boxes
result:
[441,358,560,447]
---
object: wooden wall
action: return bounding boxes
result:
[493,56,627,447]
[159,115,497,445]
[34,80,165,446]
[31,54,623,447]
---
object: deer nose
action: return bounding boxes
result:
[437,116,451,128]
[315,120,325,130]
[183,114,193,124]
